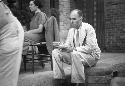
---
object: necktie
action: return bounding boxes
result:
[75,29,79,47]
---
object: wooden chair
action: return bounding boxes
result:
[22,16,59,73]
[22,42,52,73]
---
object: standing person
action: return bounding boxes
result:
[52,9,101,86]
[0,1,24,86]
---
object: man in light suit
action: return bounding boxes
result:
[52,9,101,86]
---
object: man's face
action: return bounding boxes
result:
[70,11,82,29]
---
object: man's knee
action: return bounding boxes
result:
[52,49,59,54]
[71,51,89,66]
[52,49,61,59]
[70,51,80,58]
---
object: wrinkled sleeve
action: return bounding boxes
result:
[37,12,47,25]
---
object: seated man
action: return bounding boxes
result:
[52,9,101,86]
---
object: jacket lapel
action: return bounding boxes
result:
[79,23,86,46]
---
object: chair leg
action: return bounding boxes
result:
[31,46,35,74]
[23,55,27,72]
[50,55,53,70]
[41,62,45,68]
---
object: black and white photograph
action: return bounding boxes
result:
[0,0,125,86]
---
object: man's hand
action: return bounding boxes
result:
[65,47,74,52]
[53,42,60,48]
[61,47,74,53]
[56,45,76,52]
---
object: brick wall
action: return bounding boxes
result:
[69,0,125,52]
[59,0,86,43]
[104,0,125,52]
[41,0,50,17]
[53,0,59,22]
[59,0,70,43]
[55,0,125,52]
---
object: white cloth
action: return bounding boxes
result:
[0,17,24,86]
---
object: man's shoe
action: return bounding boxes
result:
[76,83,85,86]
[54,79,66,86]
[71,83,85,86]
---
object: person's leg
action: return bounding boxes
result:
[71,51,97,84]
[52,49,71,79]
[52,49,72,86]
[70,51,86,83]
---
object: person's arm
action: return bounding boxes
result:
[59,29,74,52]
[76,25,98,54]
[57,30,71,51]
[26,24,43,34]
[63,29,73,47]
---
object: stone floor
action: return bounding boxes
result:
[19,61,51,77]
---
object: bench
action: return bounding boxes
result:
[84,53,125,86]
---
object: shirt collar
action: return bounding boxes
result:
[35,9,41,14]
[75,24,82,31]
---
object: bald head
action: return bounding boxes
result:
[70,9,83,29]
[71,9,83,18]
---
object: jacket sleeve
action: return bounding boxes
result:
[76,26,98,54]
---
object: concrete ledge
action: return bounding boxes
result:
[111,77,125,86]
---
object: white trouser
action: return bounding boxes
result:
[52,49,97,83]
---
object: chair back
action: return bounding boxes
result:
[44,16,60,55]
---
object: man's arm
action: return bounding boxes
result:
[57,29,74,52]
[63,29,72,47]
[76,26,98,54]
